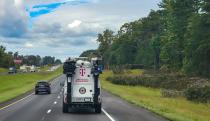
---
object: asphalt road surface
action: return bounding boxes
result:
[0,75,167,121]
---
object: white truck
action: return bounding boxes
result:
[62,57,102,113]
[30,65,36,72]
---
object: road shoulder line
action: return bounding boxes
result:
[0,94,33,111]
[0,75,62,110]
[102,108,115,121]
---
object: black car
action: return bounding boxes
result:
[8,67,17,74]
[35,81,51,94]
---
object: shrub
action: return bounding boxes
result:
[106,75,165,88]
[106,75,191,90]
[160,65,170,73]
[125,64,144,69]
[161,89,184,98]
[111,65,126,74]
[106,69,210,103]
[185,85,210,103]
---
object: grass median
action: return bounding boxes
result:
[0,67,62,103]
[100,70,210,121]
[0,68,7,73]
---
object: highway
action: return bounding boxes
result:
[0,75,166,121]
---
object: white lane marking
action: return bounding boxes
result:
[47,109,52,114]
[0,94,33,111]
[54,101,57,104]
[102,108,115,121]
[57,96,60,99]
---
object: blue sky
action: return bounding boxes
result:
[28,0,88,18]
[0,0,161,61]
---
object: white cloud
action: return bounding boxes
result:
[68,20,82,28]
[1,0,161,60]
[25,43,33,48]
[0,0,28,37]
[14,0,23,7]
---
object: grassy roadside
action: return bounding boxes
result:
[0,68,7,73]
[40,65,51,71]
[0,67,62,103]
[100,70,210,121]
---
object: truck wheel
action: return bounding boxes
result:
[63,102,68,113]
[95,103,102,113]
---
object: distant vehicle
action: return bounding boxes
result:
[20,65,28,73]
[62,57,102,113]
[30,65,36,72]
[46,69,53,72]
[47,65,61,72]
[35,81,51,94]
[8,67,17,74]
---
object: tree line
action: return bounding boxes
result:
[81,0,210,77]
[0,45,62,68]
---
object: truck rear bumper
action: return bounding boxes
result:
[67,102,95,108]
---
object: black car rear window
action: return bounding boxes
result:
[38,82,48,86]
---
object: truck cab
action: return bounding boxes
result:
[62,57,102,113]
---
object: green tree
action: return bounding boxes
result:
[97,29,114,56]
[0,46,14,68]
[184,0,210,77]
[160,0,200,70]
[54,59,62,65]
[42,56,55,65]
[79,50,99,58]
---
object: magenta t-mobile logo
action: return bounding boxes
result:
[80,68,86,76]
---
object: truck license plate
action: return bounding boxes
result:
[84,98,91,102]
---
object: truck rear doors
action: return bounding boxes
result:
[71,66,94,103]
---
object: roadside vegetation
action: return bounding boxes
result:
[80,1,210,120]
[0,46,14,68]
[81,0,210,78]
[0,45,62,69]
[101,70,210,121]
[0,68,7,73]
[0,67,62,103]
[40,65,53,71]
[0,45,63,103]
[107,68,210,103]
